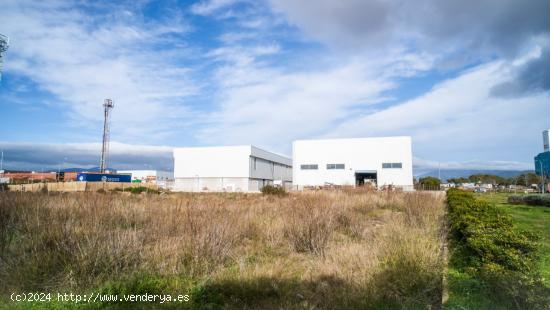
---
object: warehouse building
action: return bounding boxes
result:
[173,146,292,192]
[293,136,413,190]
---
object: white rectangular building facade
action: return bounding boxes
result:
[173,146,292,192]
[293,136,413,190]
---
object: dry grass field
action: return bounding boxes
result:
[0,189,445,309]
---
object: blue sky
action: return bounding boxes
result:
[1,0,550,171]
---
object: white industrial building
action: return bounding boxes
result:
[173,146,292,192]
[292,136,413,190]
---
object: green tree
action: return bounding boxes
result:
[468,174,508,185]
[513,173,542,186]
[448,177,469,184]
[419,177,441,190]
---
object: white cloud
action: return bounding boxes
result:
[196,50,396,152]
[0,0,198,143]
[329,60,550,163]
[190,0,240,15]
[198,30,549,166]
[269,0,550,59]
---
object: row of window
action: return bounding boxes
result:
[327,164,345,169]
[382,163,402,169]
[300,164,320,170]
[300,163,403,170]
[301,164,345,170]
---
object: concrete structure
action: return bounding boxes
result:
[117,170,174,184]
[292,136,413,190]
[535,130,550,191]
[534,152,550,177]
[173,146,292,192]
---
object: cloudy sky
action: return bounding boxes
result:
[1,0,549,171]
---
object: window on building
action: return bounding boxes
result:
[254,158,257,170]
[382,162,402,169]
[327,164,345,169]
[300,164,318,170]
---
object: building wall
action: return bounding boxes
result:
[173,177,249,192]
[1,172,58,183]
[173,145,292,192]
[535,151,550,177]
[174,146,251,178]
[292,136,413,188]
[249,157,292,182]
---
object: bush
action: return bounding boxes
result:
[260,185,287,196]
[418,176,441,190]
[508,194,550,207]
[447,189,548,308]
[284,200,333,256]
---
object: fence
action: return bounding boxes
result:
[6,181,159,192]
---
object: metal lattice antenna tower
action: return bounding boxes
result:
[0,34,9,83]
[99,99,114,173]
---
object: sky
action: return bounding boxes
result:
[1,0,550,171]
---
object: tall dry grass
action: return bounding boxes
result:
[0,189,445,308]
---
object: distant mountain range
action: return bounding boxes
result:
[57,167,118,173]
[414,169,534,182]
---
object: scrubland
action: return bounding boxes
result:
[0,189,445,309]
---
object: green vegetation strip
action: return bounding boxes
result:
[508,194,550,207]
[445,189,549,309]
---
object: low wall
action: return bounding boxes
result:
[7,182,158,192]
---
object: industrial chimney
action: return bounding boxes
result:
[544,130,550,152]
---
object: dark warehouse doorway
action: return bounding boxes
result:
[355,171,377,187]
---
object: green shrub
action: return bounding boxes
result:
[446,189,548,308]
[508,194,550,207]
[478,263,549,309]
[260,185,286,196]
